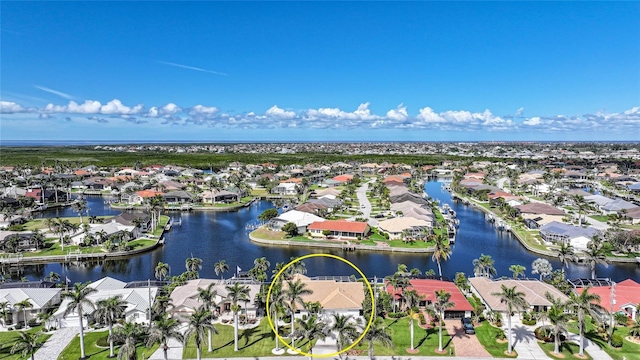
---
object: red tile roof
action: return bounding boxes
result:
[307,220,369,233]
[386,279,473,312]
[332,174,353,183]
[136,190,162,198]
[576,279,640,312]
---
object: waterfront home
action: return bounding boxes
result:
[54,277,159,327]
[378,217,432,240]
[162,190,196,204]
[169,279,260,321]
[72,220,136,245]
[286,274,365,319]
[599,199,638,215]
[469,277,568,317]
[0,231,41,252]
[539,221,599,250]
[515,203,565,229]
[200,189,240,204]
[573,279,640,321]
[120,193,144,205]
[307,220,369,240]
[272,182,298,195]
[268,210,325,233]
[386,279,473,318]
[625,207,640,224]
[111,213,152,233]
[0,287,61,326]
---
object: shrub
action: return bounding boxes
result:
[27,319,39,327]
[387,311,407,318]
[15,322,24,330]
[418,313,426,326]
[611,333,623,348]
[496,328,506,340]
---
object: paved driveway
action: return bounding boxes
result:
[444,320,491,358]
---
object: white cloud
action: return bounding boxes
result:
[34,85,74,100]
[189,105,219,117]
[0,101,27,113]
[45,100,101,113]
[386,104,408,121]
[161,103,181,115]
[100,99,144,115]
[524,117,541,126]
[515,107,525,116]
[265,105,296,119]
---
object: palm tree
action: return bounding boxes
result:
[432,229,452,279]
[554,242,576,274]
[110,321,144,360]
[10,331,42,360]
[15,299,33,328]
[147,315,185,360]
[385,272,409,311]
[295,314,328,360]
[51,217,72,251]
[71,199,88,224]
[62,282,97,359]
[268,282,286,352]
[567,287,602,357]
[155,261,170,281]
[472,254,496,278]
[509,264,526,279]
[540,292,571,355]
[46,271,61,284]
[226,282,251,351]
[94,295,127,358]
[214,260,229,280]
[0,301,10,327]
[330,314,360,359]
[37,311,54,331]
[584,239,609,279]
[185,306,215,360]
[186,255,203,273]
[491,285,527,354]
[430,289,454,352]
[197,284,219,352]
[284,278,313,352]
[403,289,424,351]
[629,321,640,339]
[363,318,393,360]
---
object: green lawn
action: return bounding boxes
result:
[387,240,434,249]
[589,215,609,223]
[538,341,592,360]
[183,319,297,358]
[0,326,51,360]
[352,317,453,356]
[58,329,159,360]
[567,318,640,360]
[474,321,517,358]
[250,228,286,240]
[151,215,170,236]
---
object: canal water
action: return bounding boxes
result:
[16,182,640,283]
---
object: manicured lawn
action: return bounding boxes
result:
[183,319,297,358]
[128,239,158,249]
[474,321,517,358]
[0,326,51,360]
[58,329,159,360]
[151,215,170,236]
[352,317,453,356]
[20,242,107,257]
[567,318,640,360]
[387,240,434,249]
[538,341,592,359]
[589,215,609,222]
[250,228,286,240]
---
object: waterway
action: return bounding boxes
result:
[14,181,640,283]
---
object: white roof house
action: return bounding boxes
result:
[0,288,62,325]
[54,277,158,328]
[268,210,325,233]
[378,217,432,239]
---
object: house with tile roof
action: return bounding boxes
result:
[469,277,569,318]
[307,220,369,240]
[574,279,640,321]
[386,279,473,319]
[287,274,365,318]
[269,210,325,233]
[539,221,600,250]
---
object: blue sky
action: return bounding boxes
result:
[1,1,639,142]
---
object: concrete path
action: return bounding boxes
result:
[567,333,613,360]
[148,334,184,360]
[34,327,79,360]
[507,323,550,359]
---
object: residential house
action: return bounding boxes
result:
[272,182,298,196]
[201,189,240,204]
[539,221,599,250]
[378,217,432,240]
[162,191,196,204]
[307,220,369,240]
[0,287,61,326]
[286,274,365,319]
[574,279,640,321]
[268,210,325,233]
[386,279,473,319]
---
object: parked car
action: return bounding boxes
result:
[461,317,475,334]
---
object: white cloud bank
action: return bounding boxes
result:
[1,98,638,134]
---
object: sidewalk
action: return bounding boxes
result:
[34,327,79,360]
[567,333,613,360]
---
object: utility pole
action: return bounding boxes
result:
[609,279,616,344]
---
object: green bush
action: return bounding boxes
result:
[27,318,39,327]
[387,311,407,318]
[611,333,623,348]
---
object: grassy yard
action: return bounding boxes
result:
[567,318,640,360]
[589,215,609,223]
[538,341,592,360]
[352,317,453,356]
[250,228,286,240]
[58,329,159,360]
[474,321,517,358]
[387,240,434,249]
[183,319,297,358]
[0,326,51,360]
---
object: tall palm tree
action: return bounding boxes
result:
[385,272,409,311]
[110,321,144,360]
[491,285,527,354]
[509,264,526,279]
[540,292,571,355]
[567,287,602,357]
[62,282,97,359]
[330,314,360,359]
[94,295,127,358]
[10,331,42,360]
[197,284,219,352]
[363,318,393,360]
[51,217,73,251]
[554,242,576,274]
[214,260,229,280]
[185,306,215,360]
[268,282,286,352]
[284,278,313,352]
[147,315,185,360]
[473,254,496,278]
[186,256,203,273]
[403,289,424,351]
[295,314,328,360]
[253,257,271,273]
[15,299,33,328]
[226,282,251,351]
[155,262,170,281]
[431,289,454,352]
[71,199,88,224]
[432,229,452,279]
[0,301,10,327]
[584,239,609,279]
